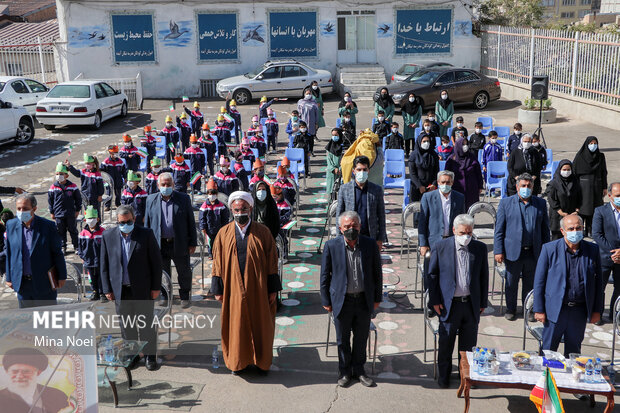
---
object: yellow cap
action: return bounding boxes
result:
[165,115,173,123]
[180,112,188,119]
[220,106,226,113]
[193,101,200,108]
[217,114,225,121]
[230,99,236,106]
[260,96,267,102]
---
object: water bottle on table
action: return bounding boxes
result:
[104,335,115,363]
[607,363,615,385]
[585,359,594,383]
[594,358,602,383]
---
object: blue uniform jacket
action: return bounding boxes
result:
[48,180,81,217]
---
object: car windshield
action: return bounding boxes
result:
[396,64,420,75]
[47,85,91,98]
[245,64,266,78]
[405,70,441,85]
[0,82,4,92]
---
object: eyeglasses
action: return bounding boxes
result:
[118,220,133,225]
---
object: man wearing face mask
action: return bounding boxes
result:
[5,194,67,308]
[199,179,229,259]
[592,182,620,325]
[494,173,550,321]
[320,211,382,388]
[144,173,197,309]
[336,156,387,250]
[101,205,163,370]
[534,213,603,358]
[211,191,282,375]
[48,162,81,254]
[428,214,488,388]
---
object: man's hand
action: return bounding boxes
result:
[442,121,449,126]
[376,240,383,251]
[610,249,620,260]
[5,281,13,289]
[479,189,485,194]
[428,184,437,191]
[374,302,381,310]
[98,196,103,202]
[480,308,485,314]
[534,312,546,323]
[215,295,223,302]
[269,292,277,305]
[58,280,66,288]
[494,254,504,264]
[420,246,430,257]
[419,186,426,194]
[412,123,418,129]
[151,290,160,300]
[106,293,114,301]
[14,187,25,194]
[189,246,196,255]
[433,304,444,315]
[590,312,601,324]
[63,159,71,166]
[50,214,55,220]
[323,305,332,312]
[75,211,79,218]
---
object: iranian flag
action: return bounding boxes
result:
[282,221,296,230]
[67,144,73,156]
[136,148,148,158]
[191,172,202,185]
[168,142,175,153]
[182,96,189,102]
[169,105,175,111]
[530,367,565,413]
[223,113,234,123]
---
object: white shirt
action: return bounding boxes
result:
[454,238,471,297]
[441,192,451,237]
[612,203,620,237]
[235,218,251,239]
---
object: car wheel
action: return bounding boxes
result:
[474,92,489,110]
[43,125,56,131]
[233,89,251,105]
[15,118,34,145]
[120,101,128,117]
[92,111,102,130]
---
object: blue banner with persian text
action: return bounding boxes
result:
[269,11,317,58]
[111,14,156,63]
[395,9,452,55]
[197,13,238,61]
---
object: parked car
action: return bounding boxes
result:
[35,81,128,130]
[390,62,453,83]
[0,76,50,116]
[216,60,333,105]
[375,68,501,110]
[0,99,35,145]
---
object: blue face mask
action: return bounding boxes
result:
[566,230,583,244]
[119,222,134,234]
[17,210,32,223]
[519,187,532,199]
[331,135,339,142]
[160,186,173,196]
[439,184,452,194]
[613,197,620,207]
[588,143,598,152]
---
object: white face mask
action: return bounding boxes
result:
[221,167,229,173]
[442,143,449,148]
[455,234,472,246]
[256,190,267,201]
[125,143,131,148]
[191,143,199,148]
[409,97,415,102]
[428,116,435,121]
[514,130,522,136]
[56,174,66,182]
[207,194,217,203]
[300,128,307,133]
[312,85,318,90]
[391,128,399,134]
[424,126,431,132]
[128,181,137,189]
[355,170,368,184]
[490,139,497,144]
[441,94,448,100]
[475,128,481,134]
[86,218,98,228]
[462,145,469,152]
[457,123,463,128]
[304,94,312,100]
[560,170,572,178]
[377,117,384,122]
[532,142,540,147]
[421,141,430,150]
[166,123,172,128]
[230,106,236,110]
[344,118,350,123]
[522,142,532,149]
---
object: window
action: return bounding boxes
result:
[11,80,29,94]
[455,71,480,82]
[94,84,107,98]
[101,83,116,96]
[436,72,455,85]
[580,0,591,4]
[282,66,301,78]
[578,9,590,17]
[562,0,576,5]
[47,85,90,98]
[542,0,555,6]
[24,79,47,93]
[0,82,4,92]
[260,67,281,79]
[560,11,575,17]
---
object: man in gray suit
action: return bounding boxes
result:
[337,156,387,250]
[144,172,197,309]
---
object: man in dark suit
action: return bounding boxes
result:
[494,173,550,321]
[4,194,67,308]
[320,211,382,388]
[592,182,620,325]
[144,172,197,309]
[101,205,163,370]
[419,170,466,257]
[336,156,387,249]
[534,213,603,357]
[428,214,489,388]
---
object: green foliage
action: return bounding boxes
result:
[475,0,544,27]
[523,97,553,110]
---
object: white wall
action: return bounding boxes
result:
[56,0,481,98]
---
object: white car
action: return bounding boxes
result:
[36,81,128,130]
[0,98,35,145]
[0,76,50,116]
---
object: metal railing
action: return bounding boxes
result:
[74,72,143,110]
[0,36,59,85]
[200,79,220,98]
[480,25,620,106]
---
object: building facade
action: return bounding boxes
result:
[55,0,481,98]
[541,0,600,23]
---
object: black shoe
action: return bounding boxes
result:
[357,374,376,387]
[145,355,158,371]
[127,355,140,370]
[181,299,191,309]
[89,292,100,301]
[337,375,352,387]
[504,312,517,321]
[527,312,536,323]
[158,299,168,307]
[256,367,269,376]
[426,309,435,318]
[100,294,108,303]
[437,380,450,389]
[594,318,604,326]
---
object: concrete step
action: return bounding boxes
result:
[336,64,385,73]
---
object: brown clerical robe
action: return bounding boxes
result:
[212,221,279,371]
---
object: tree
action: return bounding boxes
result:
[475,0,544,27]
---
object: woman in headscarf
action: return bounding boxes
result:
[325,128,343,195]
[545,159,582,240]
[506,133,543,196]
[306,81,325,130]
[374,87,395,123]
[408,133,440,202]
[251,181,280,240]
[573,136,608,236]
[338,91,358,127]
[434,89,454,137]
[445,137,484,210]
[402,92,422,158]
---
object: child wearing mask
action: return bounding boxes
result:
[199,123,217,175]
[67,154,104,212]
[78,206,105,301]
[250,130,267,159]
[145,158,171,194]
[176,112,193,152]
[183,101,205,136]
[419,119,437,144]
[214,114,232,144]
[232,150,250,191]
[338,92,358,127]
[426,111,441,136]
[436,135,454,161]
[249,159,268,192]
[247,115,262,138]
[48,162,81,254]
[100,145,126,210]
[184,134,206,194]
[286,111,300,135]
[265,108,279,154]
[162,115,180,165]
[385,122,404,150]
[171,154,191,193]
[199,178,230,259]
[506,122,523,156]
[259,96,279,121]
[293,121,313,175]
[225,95,242,144]
[119,134,140,172]
[532,134,547,168]
[121,171,148,226]
[482,131,504,174]
[279,156,296,182]
[213,156,239,196]
[450,116,468,144]
[372,110,391,140]
[341,110,356,150]
[141,126,157,172]
[468,121,486,156]
[273,165,296,206]
[240,138,257,164]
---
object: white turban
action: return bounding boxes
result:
[228,191,254,208]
